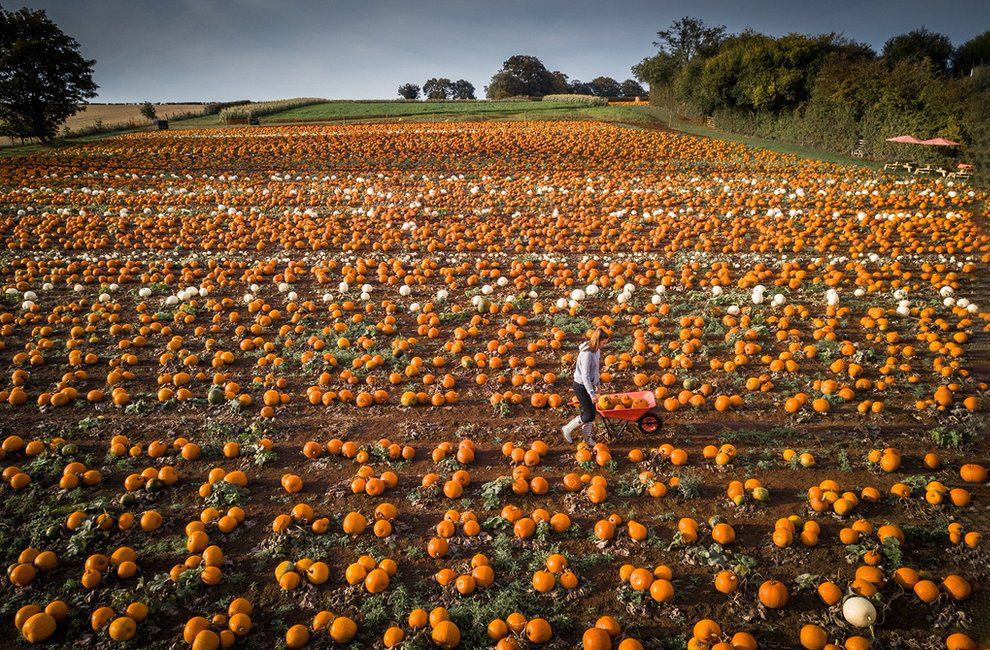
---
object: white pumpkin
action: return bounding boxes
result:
[842,596,877,627]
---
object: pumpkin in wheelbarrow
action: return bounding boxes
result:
[631,397,649,409]
[618,395,635,409]
[597,395,614,410]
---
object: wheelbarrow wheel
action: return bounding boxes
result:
[637,409,663,434]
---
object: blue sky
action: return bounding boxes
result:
[22,0,990,102]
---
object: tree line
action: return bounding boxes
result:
[398,56,645,101]
[632,17,990,162]
[483,55,644,99]
[397,79,476,101]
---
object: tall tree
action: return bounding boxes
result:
[423,77,453,100]
[633,17,726,94]
[882,28,954,75]
[485,55,555,98]
[953,30,990,76]
[588,76,622,97]
[139,101,157,122]
[397,83,420,100]
[632,51,680,89]
[653,16,727,64]
[549,71,571,94]
[0,6,98,142]
[620,79,646,97]
[568,79,593,95]
[451,79,475,100]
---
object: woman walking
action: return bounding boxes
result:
[562,327,610,445]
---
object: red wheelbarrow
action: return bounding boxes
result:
[571,390,664,437]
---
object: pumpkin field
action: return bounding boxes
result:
[0,120,988,650]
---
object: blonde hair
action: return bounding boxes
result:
[588,327,611,351]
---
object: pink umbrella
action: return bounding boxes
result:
[886,135,924,143]
[920,138,960,146]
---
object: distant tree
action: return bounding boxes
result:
[486,71,527,99]
[397,83,420,100]
[620,79,646,97]
[654,16,727,64]
[0,6,98,143]
[423,77,453,100]
[677,31,846,114]
[549,71,571,94]
[632,17,726,95]
[485,55,556,98]
[588,76,622,97]
[568,79,593,95]
[953,30,990,76]
[139,101,157,122]
[451,79,475,100]
[882,28,954,75]
[631,51,680,89]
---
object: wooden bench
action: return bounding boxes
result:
[883,161,917,174]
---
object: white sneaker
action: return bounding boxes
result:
[563,429,573,444]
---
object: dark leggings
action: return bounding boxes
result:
[573,382,596,424]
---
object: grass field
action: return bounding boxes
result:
[260,100,597,123]
[217,101,883,168]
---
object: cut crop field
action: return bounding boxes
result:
[1,105,208,146]
[60,104,206,130]
[0,121,988,650]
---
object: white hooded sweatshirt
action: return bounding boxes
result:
[573,341,600,398]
